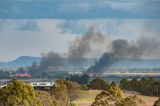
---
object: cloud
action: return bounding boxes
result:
[58,19,160,40]
[0,19,77,61]
[0,0,160,19]
[0,18,160,61]
[58,2,91,13]
[17,20,39,31]
[99,1,139,10]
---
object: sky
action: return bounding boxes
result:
[0,0,160,61]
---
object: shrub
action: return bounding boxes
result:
[153,98,160,106]
[0,80,39,106]
[35,91,59,106]
[117,95,146,106]
[91,91,116,106]
[89,77,109,90]
[50,82,70,106]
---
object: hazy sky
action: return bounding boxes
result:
[0,0,160,61]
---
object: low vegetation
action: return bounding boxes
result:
[89,77,109,90]
[120,77,160,96]
[0,79,40,106]
[35,91,59,106]
[66,74,90,84]
[0,71,13,79]
[91,90,117,106]
[154,98,160,106]
[0,77,160,106]
[91,82,147,106]
[0,79,80,106]
[117,95,146,106]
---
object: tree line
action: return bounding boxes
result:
[120,77,160,96]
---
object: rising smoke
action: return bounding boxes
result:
[68,27,105,59]
[39,52,63,71]
[67,27,107,66]
[29,28,107,72]
[29,27,160,74]
[87,36,160,73]
[29,51,63,73]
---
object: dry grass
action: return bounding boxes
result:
[72,90,159,106]
[72,90,101,106]
[122,93,159,106]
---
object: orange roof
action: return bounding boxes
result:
[16,74,31,77]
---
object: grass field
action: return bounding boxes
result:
[72,90,159,106]
[72,90,101,106]
[123,93,158,106]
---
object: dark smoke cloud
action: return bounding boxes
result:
[29,26,160,74]
[87,36,160,73]
[87,52,117,74]
[68,27,105,59]
[29,51,63,73]
[112,37,159,58]
[39,51,63,71]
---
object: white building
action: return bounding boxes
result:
[30,82,55,90]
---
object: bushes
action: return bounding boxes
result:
[107,85,122,100]
[80,84,89,90]
[91,84,122,106]
[117,95,146,106]
[91,84,146,106]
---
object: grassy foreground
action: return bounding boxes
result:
[72,90,159,106]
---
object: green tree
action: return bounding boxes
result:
[107,85,122,100]
[55,79,80,101]
[80,84,89,90]
[35,91,59,106]
[110,81,116,87]
[0,80,39,106]
[91,84,122,106]
[120,78,129,90]
[89,77,109,90]
[50,80,71,106]
[91,91,116,106]
[120,77,160,96]
[66,74,90,84]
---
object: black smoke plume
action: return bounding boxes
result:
[68,27,105,59]
[68,28,105,66]
[29,51,63,74]
[39,52,63,71]
[29,28,160,75]
[87,37,160,73]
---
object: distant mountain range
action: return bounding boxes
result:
[1,56,160,73]
[0,56,40,69]
[0,56,96,70]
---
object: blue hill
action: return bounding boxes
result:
[0,56,40,69]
